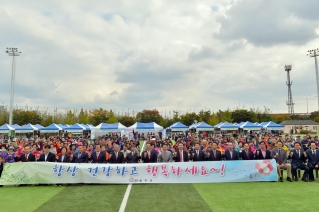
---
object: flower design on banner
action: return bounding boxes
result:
[255,160,273,176]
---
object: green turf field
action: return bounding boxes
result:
[0,170,317,212]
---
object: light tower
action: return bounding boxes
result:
[285,65,294,114]
[6,47,21,125]
[307,48,319,111]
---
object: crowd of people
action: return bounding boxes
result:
[0,131,319,186]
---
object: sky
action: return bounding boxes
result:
[1,0,319,115]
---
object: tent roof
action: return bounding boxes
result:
[65,123,86,131]
[16,123,38,131]
[218,122,238,130]
[169,122,188,130]
[128,122,163,131]
[195,122,213,128]
[34,124,44,129]
[95,122,127,131]
[263,121,284,129]
[0,124,15,131]
[41,123,63,131]
[238,121,261,129]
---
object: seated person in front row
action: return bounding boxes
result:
[271,141,293,182]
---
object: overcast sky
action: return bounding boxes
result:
[1,0,319,115]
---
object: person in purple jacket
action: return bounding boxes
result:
[6,146,16,163]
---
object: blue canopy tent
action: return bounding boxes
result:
[168,122,188,131]
[238,121,261,130]
[217,122,238,131]
[188,122,200,129]
[262,121,284,130]
[128,122,163,132]
[214,122,224,128]
[10,124,21,129]
[194,122,214,131]
[79,124,92,131]
[0,124,15,133]
[95,122,127,132]
[258,122,270,128]
[65,123,86,133]
[40,123,63,133]
[15,124,38,133]
[34,124,44,129]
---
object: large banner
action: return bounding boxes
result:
[0,160,277,185]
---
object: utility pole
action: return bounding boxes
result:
[285,65,294,114]
[6,47,21,125]
[307,48,319,111]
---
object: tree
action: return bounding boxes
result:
[272,114,291,123]
[309,111,319,120]
[78,109,89,124]
[12,109,42,125]
[231,109,253,123]
[172,110,180,122]
[119,116,136,127]
[89,108,109,126]
[107,110,118,124]
[64,110,77,125]
[198,110,211,123]
[180,112,200,126]
[208,113,219,126]
[136,109,163,124]
[216,109,233,123]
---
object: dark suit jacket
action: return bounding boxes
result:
[109,151,125,163]
[142,150,157,163]
[191,150,206,161]
[38,152,56,162]
[0,162,3,178]
[125,151,141,163]
[173,150,189,162]
[71,152,88,163]
[254,149,271,160]
[288,149,307,166]
[240,150,254,160]
[306,149,319,168]
[224,150,239,160]
[20,153,36,162]
[207,149,222,161]
[271,148,288,165]
[91,151,106,163]
[57,154,71,163]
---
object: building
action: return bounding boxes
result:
[280,120,319,134]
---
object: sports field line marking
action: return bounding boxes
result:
[119,184,132,212]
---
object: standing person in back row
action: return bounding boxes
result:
[142,143,157,163]
[224,143,239,160]
[71,145,88,163]
[38,145,56,162]
[19,146,36,162]
[173,143,189,162]
[271,141,293,182]
[109,144,124,163]
[158,143,173,162]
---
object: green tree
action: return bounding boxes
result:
[89,108,109,126]
[180,112,200,126]
[64,110,77,125]
[107,110,118,124]
[78,109,89,124]
[136,109,163,124]
[13,109,42,125]
[231,109,253,123]
[119,116,136,127]
[208,113,219,126]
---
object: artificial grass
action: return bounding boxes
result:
[0,185,65,212]
[194,171,318,212]
[34,184,127,212]
[125,184,212,212]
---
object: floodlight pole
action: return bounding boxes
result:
[6,47,21,125]
[307,48,319,111]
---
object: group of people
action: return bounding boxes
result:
[0,132,319,186]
